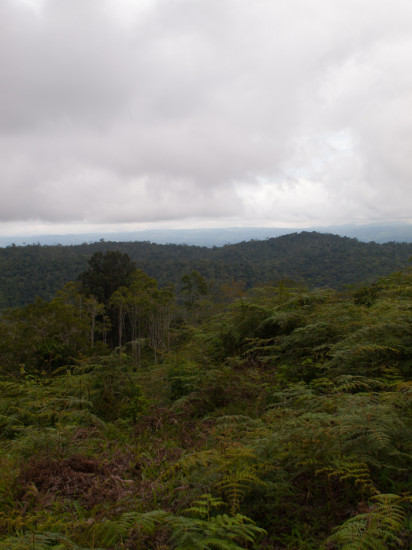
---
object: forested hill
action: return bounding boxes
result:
[1,231,412,309]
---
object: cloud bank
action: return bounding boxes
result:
[1,0,412,233]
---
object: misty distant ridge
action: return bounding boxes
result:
[1,222,412,248]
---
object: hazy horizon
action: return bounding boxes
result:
[1,221,412,248]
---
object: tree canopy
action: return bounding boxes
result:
[1,232,412,309]
[78,250,137,304]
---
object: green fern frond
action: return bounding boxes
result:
[215,415,262,428]
[183,494,226,519]
[95,509,170,546]
[316,456,378,496]
[334,375,386,393]
[219,469,265,514]
[326,493,409,549]
[0,381,27,398]
[96,507,265,549]
[0,531,90,550]
[5,425,74,458]
[163,448,220,479]
[119,508,171,533]
[59,409,106,429]
[170,513,266,549]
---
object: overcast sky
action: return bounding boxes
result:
[1,0,411,236]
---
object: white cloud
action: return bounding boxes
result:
[1,0,412,234]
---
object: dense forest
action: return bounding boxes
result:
[0,248,411,549]
[1,231,412,309]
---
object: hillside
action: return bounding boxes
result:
[1,231,412,309]
[0,266,411,548]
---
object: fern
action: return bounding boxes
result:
[335,396,411,468]
[218,469,265,515]
[334,375,386,393]
[94,504,265,549]
[326,494,409,549]
[170,513,266,549]
[184,494,226,519]
[0,531,90,550]
[5,426,73,458]
[95,509,170,546]
[316,456,378,496]
[58,409,106,430]
[215,415,262,430]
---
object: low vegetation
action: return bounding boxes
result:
[0,251,411,548]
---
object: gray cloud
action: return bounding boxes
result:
[1,0,412,232]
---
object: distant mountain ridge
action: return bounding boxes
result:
[1,231,412,310]
[1,222,412,248]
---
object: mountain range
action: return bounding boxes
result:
[1,222,412,248]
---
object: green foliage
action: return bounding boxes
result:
[181,270,210,323]
[0,531,87,549]
[78,250,136,304]
[0,266,411,548]
[0,297,91,374]
[353,282,381,307]
[327,494,409,549]
[317,456,378,496]
[2,232,412,310]
[94,496,265,549]
[169,512,266,549]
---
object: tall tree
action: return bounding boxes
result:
[109,286,128,349]
[147,285,175,362]
[181,270,208,323]
[79,251,136,304]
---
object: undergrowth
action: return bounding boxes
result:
[0,269,411,548]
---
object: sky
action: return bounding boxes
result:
[1,0,412,237]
